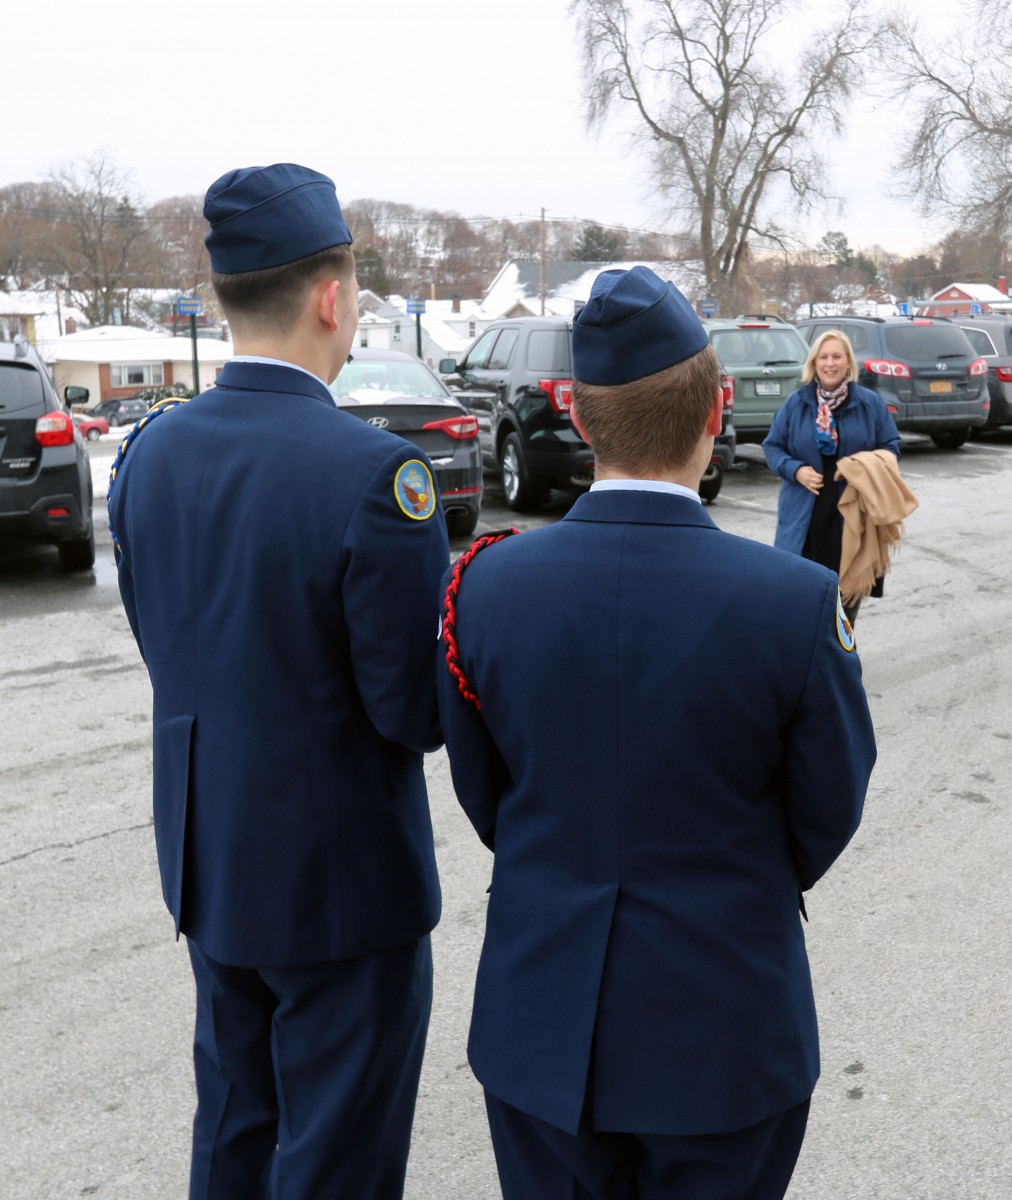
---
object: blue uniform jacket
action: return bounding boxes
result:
[437,489,875,1137]
[110,360,449,967]
[763,381,901,554]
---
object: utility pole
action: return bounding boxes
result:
[540,208,546,316]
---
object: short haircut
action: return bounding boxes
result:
[802,329,859,385]
[211,243,355,335]
[572,343,719,474]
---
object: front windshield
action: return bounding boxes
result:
[331,357,447,401]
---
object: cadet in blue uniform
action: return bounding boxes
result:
[108,164,449,1200]
[437,267,877,1199]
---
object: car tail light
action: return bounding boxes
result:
[864,359,911,378]
[996,366,1012,382]
[422,414,478,440]
[35,411,75,446]
[540,378,573,412]
[969,358,987,377]
[720,374,736,407]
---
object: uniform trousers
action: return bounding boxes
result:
[186,934,432,1200]
[484,1091,810,1200]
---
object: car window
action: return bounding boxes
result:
[332,357,448,400]
[837,323,870,353]
[526,329,572,373]
[487,329,519,371]
[960,327,997,357]
[710,327,805,366]
[459,328,500,371]
[0,362,46,415]
[884,324,974,358]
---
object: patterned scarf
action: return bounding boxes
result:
[814,379,849,455]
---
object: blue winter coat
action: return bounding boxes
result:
[763,382,901,555]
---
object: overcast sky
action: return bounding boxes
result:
[12,0,960,258]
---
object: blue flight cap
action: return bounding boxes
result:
[203,163,353,274]
[572,266,709,385]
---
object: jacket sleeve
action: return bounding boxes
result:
[763,391,806,482]
[435,563,509,851]
[343,446,450,753]
[872,393,902,458]
[782,575,876,890]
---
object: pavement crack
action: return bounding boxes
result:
[0,819,153,868]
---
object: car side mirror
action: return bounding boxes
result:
[438,358,458,374]
[65,385,90,404]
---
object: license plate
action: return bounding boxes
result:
[930,380,953,393]
[754,380,781,396]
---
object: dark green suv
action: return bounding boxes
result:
[701,317,809,445]
[0,336,95,570]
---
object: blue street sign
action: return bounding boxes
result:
[897,302,909,315]
[406,297,426,314]
[700,301,717,315]
[971,303,981,315]
[176,296,204,316]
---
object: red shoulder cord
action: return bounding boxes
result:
[442,528,519,711]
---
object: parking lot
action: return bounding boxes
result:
[2,433,1012,1198]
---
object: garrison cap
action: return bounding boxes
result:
[572,265,709,385]
[203,163,353,274]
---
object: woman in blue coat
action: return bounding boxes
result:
[764,329,901,622]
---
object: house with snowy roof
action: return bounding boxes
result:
[919,280,1012,317]
[37,325,233,408]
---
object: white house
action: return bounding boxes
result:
[37,325,234,407]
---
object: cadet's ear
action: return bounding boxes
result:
[316,279,341,332]
[570,398,592,446]
[705,388,723,437]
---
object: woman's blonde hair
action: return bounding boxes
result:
[802,329,859,386]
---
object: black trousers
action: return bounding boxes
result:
[186,935,432,1200]
[484,1090,810,1200]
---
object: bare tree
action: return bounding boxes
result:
[46,150,157,326]
[571,0,882,308]
[888,5,1011,246]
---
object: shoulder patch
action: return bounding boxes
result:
[836,589,856,652]
[394,459,437,521]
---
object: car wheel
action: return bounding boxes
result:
[930,429,970,450]
[699,464,723,504]
[445,508,480,537]
[57,522,96,572]
[109,415,121,427]
[86,427,101,441]
[499,432,549,511]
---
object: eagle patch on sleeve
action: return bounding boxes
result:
[836,590,856,652]
[394,459,437,521]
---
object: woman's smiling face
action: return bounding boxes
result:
[815,338,849,389]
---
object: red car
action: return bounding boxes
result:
[73,414,111,442]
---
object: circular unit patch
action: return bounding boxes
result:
[394,459,437,521]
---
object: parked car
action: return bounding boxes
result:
[952,314,1012,430]
[700,316,809,445]
[0,336,95,570]
[88,396,150,427]
[794,315,989,448]
[330,347,483,536]
[73,413,110,441]
[439,316,592,511]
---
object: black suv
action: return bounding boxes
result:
[89,396,149,427]
[439,317,591,510]
[794,315,989,448]
[0,336,95,570]
[952,314,1012,429]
